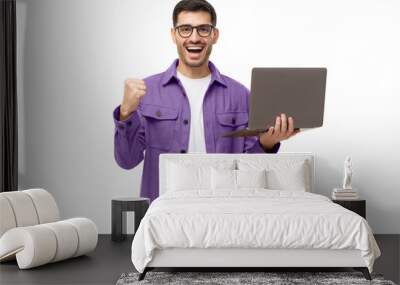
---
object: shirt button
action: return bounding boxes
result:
[183,119,188,125]
[180,149,186,153]
[156,110,162,117]
[127,121,132,126]
[231,118,236,124]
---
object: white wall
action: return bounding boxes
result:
[16,0,400,234]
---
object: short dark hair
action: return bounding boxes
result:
[172,0,217,27]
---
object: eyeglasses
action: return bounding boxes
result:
[175,24,214,38]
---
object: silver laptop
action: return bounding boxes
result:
[223,67,327,137]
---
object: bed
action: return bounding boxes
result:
[131,153,381,280]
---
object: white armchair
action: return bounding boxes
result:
[0,188,98,269]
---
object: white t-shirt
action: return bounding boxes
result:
[177,71,211,153]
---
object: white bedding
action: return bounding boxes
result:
[131,190,381,273]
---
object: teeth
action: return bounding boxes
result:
[187,47,203,50]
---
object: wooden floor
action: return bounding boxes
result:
[0,234,398,285]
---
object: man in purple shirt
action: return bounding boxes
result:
[113,0,299,202]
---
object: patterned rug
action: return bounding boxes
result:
[116,271,396,285]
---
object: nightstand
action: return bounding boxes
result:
[111,197,150,241]
[332,199,366,219]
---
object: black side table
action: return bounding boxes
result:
[111,197,150,242]
[332,199,366,219]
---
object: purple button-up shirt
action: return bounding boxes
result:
[113,59,280,202]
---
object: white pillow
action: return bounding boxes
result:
[166,160,236,192]
[211,168,268,190]
[166,158,236,170]
[266,162,307,191]
[211,168,236,190]
[236,169,267,189]
[166,162,210,191]
[237,159,310,192]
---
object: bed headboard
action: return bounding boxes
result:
[159,153,315,195]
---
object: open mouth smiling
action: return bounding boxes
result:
[185,46,204,53]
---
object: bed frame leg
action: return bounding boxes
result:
[138,268,148,281]
[354,267,371,280]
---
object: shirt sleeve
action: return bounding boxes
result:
[244,136,281,153]
[113,105,146,169]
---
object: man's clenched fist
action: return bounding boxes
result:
[120,79,147,121]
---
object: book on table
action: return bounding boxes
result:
[332,188,359,200]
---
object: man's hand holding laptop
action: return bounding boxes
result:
[259,113,300,150]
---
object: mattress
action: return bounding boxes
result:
[131,189,381,273]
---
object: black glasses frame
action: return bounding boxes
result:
[174,24,215,38]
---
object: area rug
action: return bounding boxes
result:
[116,271,396,285]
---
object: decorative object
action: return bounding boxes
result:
[343,156,353,190]
[332,156,359,200]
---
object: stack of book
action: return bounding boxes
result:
[332,188,359,200]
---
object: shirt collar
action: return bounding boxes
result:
[161,58,227,88]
